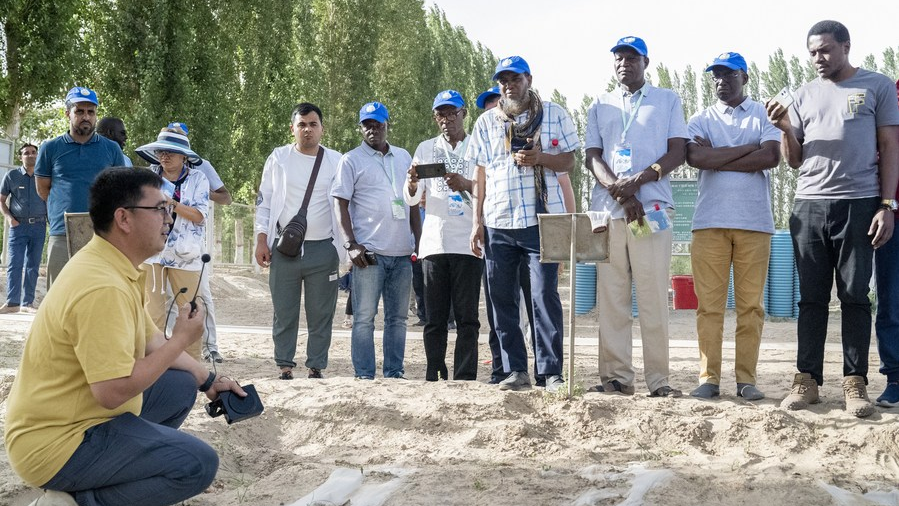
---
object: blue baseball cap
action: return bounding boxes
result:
[492,56,530,81]
[359,102,389,123]
[432,90,465,110]
[610,36,648,56]
[167,122,189,136]
[705,52,747,72]
[65,86,99,106]
[476,86,501,109]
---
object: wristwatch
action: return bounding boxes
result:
[650,163,663,181]
[343,240,356,250]
[880,199,898,212]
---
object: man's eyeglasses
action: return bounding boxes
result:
[125,203,175,217]
[711,71,743,82]
[434,109,462,121]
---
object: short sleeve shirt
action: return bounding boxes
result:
[331,142,415,256]
[687,98,781,233]
[34,133,128,235]
[584,84,689,218]
[788,69,899,199]
[1,168,47,219]
[4,236,156,486]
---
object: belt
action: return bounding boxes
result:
[20,217,47,224]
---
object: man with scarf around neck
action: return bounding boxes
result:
[466,56,580,392]
[584,36,689,398]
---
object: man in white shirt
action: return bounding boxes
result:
[254,103,344,380]
[405,90,482,381]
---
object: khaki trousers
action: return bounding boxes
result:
[691,228,770,385]
[143,263,202,359]
[596,216,672,392]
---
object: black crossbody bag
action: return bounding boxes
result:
[276,146,324,257]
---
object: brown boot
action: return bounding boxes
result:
[780,372,819,410]
[842,375,874,418]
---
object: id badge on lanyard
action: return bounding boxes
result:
[613,142,633,175]
[447,194,464,216]
[391,198,406,220]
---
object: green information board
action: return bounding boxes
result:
[671,179,697,243]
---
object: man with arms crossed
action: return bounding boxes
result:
[5,167,245,506]
[686,52,781,400]
[767,20,899,417]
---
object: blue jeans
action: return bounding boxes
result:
[42,370,218,506]
[876,229,899,382]
[484,226,563,375]
[6,220,46,306]
[351,254,412,378]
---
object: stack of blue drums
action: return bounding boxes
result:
[574,263,597,315]
[766,230,797,317]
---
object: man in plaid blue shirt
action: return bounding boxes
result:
[466,55,580,392]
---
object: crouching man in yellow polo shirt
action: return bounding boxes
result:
[4,167,246,506]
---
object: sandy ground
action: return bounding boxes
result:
[1,265,899,506]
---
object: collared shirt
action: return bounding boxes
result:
[466,101,580,229]
[5,235,156,486]
[405,134,477,258]
[331,141,415,256]
[34,132,128,235]
[1,167,47,220]
[585,84,689,219]
[687,98,782,233]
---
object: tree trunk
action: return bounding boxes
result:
[234,219,244,264]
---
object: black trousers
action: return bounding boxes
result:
[422,254,483,380]
[790,198,877,385]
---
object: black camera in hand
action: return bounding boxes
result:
[205,384,264,424]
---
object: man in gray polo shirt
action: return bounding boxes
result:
[585,36,689,398]
[686,52,781,401]
[767,20,899,417]
[332,102,421,379]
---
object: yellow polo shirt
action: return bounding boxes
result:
[4,235,157,486]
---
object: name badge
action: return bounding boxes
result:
[391,198,406,220]
[448,195,464,216]
[613,142,633,175]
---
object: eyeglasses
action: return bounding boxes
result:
[434,109,462,121]
[711,71,743,82]
[154,150,182,158]
[125,203,175,217]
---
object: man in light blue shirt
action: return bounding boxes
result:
[585,36,689,398]
[467,55,579,393]
[686,52,781,401]
[332,102,421,379]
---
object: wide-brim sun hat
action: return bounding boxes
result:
[135,130,201,165]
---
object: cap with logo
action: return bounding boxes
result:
[492,56,530,81]
[432,90,465,110]
[610,36,648,56]
[359,102,390,123]
[65,86,99,106]
[705,52,747,72]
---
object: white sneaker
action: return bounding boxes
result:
[29,490,78,506]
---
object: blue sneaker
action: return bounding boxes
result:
[876,381,899,407]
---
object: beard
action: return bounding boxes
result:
[73,121,95,137]
[500,94,530,116]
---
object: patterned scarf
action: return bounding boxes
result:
[495,89,548,210]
